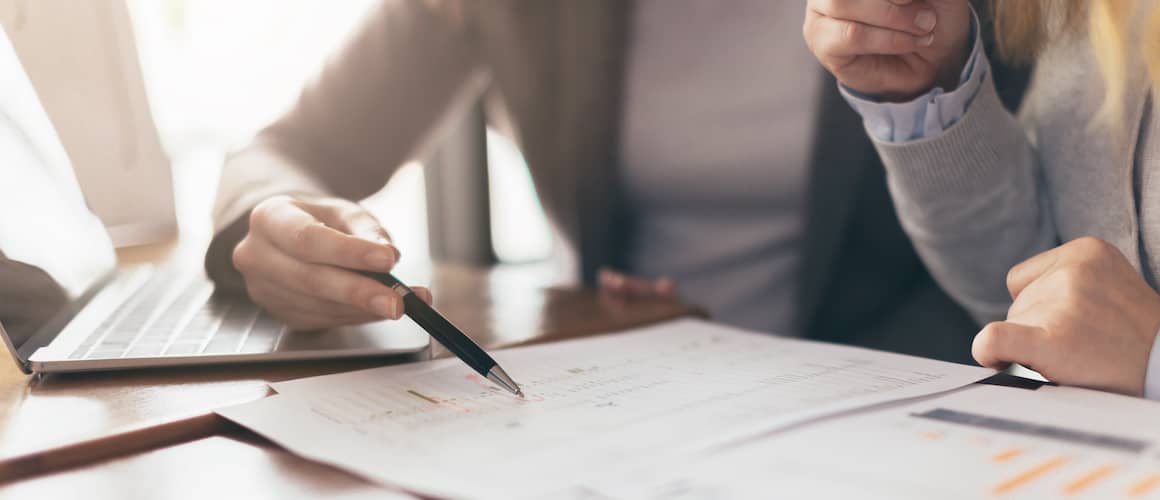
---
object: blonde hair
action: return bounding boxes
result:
[991,0,1160,121]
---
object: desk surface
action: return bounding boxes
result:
[0,249,698,494]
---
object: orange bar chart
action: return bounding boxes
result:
[1128,474,1160,497]
[992,448,1024,463]
[1061,464,1117,495]
[992,456,1068,495]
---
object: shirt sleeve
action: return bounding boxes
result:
[1144,330,1160,400]
[839,7,988,143]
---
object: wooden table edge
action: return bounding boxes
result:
[0,412,238,484]
[0,301,705,486]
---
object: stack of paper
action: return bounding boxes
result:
[219,319,990,499]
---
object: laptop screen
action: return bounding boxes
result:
[0,27,117,354]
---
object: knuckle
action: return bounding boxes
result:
[1005,265,1020,288]
[1057,265,1090,291]
[346,281,374,308]
[978,322,1004,340]
[1073,236,1113,258]
[840,20,861,44]
[889,30,913,51]
[249,196,288,228]
[295,267,327,296]
[291,222,314,248]
[1049,269,1078,296]
[231,239,253,272]
[290,223,329,260]
[882,2,901,22]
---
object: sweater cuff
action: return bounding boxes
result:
[840,6,987,143]
[870,72,1027,202]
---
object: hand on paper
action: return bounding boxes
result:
[972,237,1160,396]
[231,195,432,331]
[803,0,972,101]
[598,267,677,300]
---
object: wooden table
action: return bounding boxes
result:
[0,250,698,496]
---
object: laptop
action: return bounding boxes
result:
[0,26,429,375]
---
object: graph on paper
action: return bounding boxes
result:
[599,384,1160,500]
[899,407,1160,497]
[221,319,990,499]
[270,319,985,457]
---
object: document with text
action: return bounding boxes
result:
[218,319,991,499]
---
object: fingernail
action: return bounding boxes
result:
[915,10,936,32]
[918,33,935,47]
[366,251,394,270]
[370,295,396,318]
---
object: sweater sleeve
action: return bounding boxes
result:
[206,0,487,290]
[870,69,1056,325]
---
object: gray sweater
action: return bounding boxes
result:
[874,29,1158,324]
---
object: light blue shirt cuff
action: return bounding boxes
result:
[1144,329,1160,400]
[839,8,988,143]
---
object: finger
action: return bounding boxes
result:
[621,275,663,299]
[247,277,379,322]
[808,13,932,58]
[411,286,434,306]
[654,277,677,299]
[599,268,663,299]
[252,201,399,272]
[322,203,398,251]
[972,321,1047,370]
[1006,247,1065,300]
[240,236,405,319]
[599,268,629,294]
[812,0,937,36]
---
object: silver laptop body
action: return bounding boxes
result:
[0,26,429,375]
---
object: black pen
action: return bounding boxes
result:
[356,270,524,397]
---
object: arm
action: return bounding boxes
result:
[873,67,1054,325]
[207,0,488,290]
[803,0,1053,324]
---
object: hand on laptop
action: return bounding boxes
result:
[972,237,1160,397]
[231,195,432,331]
[803,0,972,101]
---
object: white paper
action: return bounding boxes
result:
[597,384,1160,499]
[218,319,990,499]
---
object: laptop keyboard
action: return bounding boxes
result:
[68,270,286,360]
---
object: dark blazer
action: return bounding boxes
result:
[206,0,1029,363]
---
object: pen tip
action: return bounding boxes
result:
[486,366,523,397]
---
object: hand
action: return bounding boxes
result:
[803,0,973,101]
[973,237,1160,396]
[231,195,432,331]
[598,268,677,300]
